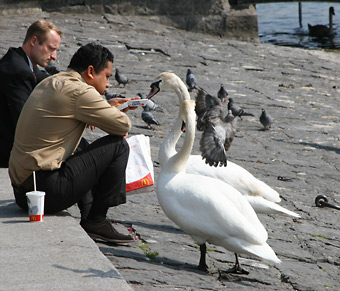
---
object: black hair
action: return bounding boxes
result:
[68,43,114,74]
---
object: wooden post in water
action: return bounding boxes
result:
[298,2,302,27]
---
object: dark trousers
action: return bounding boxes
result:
[13,135,129,217]
[0,138,12,168]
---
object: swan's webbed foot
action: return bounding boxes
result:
[197,262,209,272]
[224,253,249,275]
[225,264,249,275]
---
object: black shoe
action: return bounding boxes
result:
[80,219,134,243]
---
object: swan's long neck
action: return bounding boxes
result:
[158,116,183,166]
[329,10,334,32]
[158,77,192,166]
[173,81,191,101]
[164,104,196,173]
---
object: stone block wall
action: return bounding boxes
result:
[0,0,259,42]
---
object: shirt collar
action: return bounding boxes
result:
[26,55,34,72]
[66,68,87,83]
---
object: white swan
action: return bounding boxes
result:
[156,99,281,273]
[147,72,300,218]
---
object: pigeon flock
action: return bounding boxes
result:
[110,67,271,133]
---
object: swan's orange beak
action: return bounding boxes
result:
[181,121,186,132]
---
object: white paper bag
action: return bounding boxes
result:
[126,134,154,192]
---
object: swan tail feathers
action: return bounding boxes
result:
[247,196,301,218]
[271,205,301,218]
[243,242,281,265]
[254,180,281,202]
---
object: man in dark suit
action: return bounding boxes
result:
[0,20,62,167]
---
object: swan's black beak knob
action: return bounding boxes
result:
[146,80,162,100]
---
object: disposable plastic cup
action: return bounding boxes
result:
[26,191,45,222]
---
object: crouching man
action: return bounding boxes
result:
[9,43,138,243]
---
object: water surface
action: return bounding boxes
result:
[257,2,340,50]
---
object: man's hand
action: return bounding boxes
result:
[107,97,126,107]
[108,96,141,112]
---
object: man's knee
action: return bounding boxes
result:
[105,135,129,156]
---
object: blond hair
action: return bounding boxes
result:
[23,20,62,44]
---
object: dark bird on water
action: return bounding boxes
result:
[115,68,129,87]
[308,7,335,37]
[227,97,254,119]
[141,106,160,129]
[195,88,237,167]
[186,68,197,92]
[217,84,228,104]
[259,108,273,131]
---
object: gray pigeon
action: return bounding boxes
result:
[186,68,197,92]
[115,68,129,87]
[227,97,254,119]
[195,88,237,167]
[138,92,164,112]
[141,106,160,129]
[217,84,228,104]
[259,108,273,131]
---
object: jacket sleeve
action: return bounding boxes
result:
[34,66,50,83]
[75,87,131,136]
[6,70,36,127]
[0,48,50,129]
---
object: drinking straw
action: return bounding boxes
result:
[33,171,37,191]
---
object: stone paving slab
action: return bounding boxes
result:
[1,11,340,291]
[0,168,133,291]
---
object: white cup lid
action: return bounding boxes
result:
[26,191,46,197]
